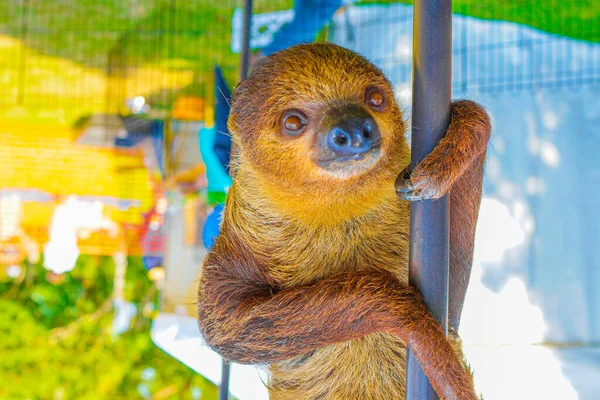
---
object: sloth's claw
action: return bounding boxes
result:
[394,167,415,200]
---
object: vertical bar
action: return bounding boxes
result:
[17,0,29,105]
[240,0,253,80]
[219,360,231,400]
[406,1,452,400]
[218,2,252,399]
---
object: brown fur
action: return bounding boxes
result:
[198,43,490,399]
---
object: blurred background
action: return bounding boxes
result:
[0,1,598,399]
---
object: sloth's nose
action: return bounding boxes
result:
[326,116,380,157]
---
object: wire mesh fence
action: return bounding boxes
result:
[329,4,599,97]
[1,0,599,337]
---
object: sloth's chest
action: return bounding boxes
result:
[266,206,410,287]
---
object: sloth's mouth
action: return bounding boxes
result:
[317,140,381,164]
[326,142,381,163]
[315,143,382,177]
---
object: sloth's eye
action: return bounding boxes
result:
[285,115,302,130]
[282,110,308,137]
[366,88,385,110]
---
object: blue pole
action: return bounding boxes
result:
[406,1,452,400]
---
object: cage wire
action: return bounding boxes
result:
[0,0,599,387]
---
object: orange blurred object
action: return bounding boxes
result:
[171,96,205,121]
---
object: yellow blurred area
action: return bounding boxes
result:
[0,35,199,257]
[1,123,153,225]
[0,35,194,125]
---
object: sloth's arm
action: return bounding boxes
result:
[395,100,491,330]
[198,267,477,400]
[448,151,486,330]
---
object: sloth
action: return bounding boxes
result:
[198,43,490,400]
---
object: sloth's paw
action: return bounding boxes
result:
[395,165,452,201]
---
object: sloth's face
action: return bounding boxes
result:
[277,85,392,179]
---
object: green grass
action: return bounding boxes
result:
[456,0,600,43]
[359,0,599,43]
[0,256,219,399]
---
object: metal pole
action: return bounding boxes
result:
[219,360,231,400]
[406,1,452,400]
[240,0,253,80]
[218,2,252,399]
